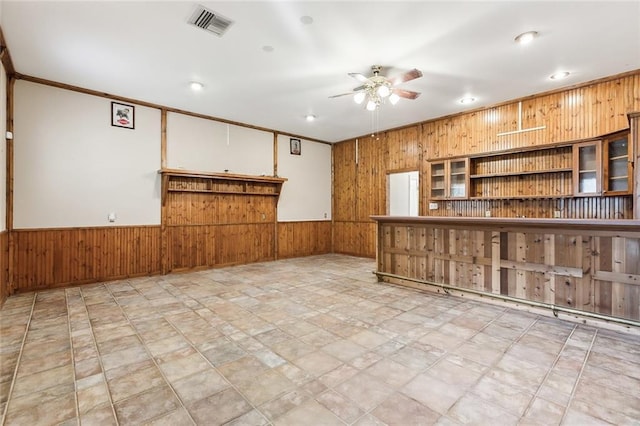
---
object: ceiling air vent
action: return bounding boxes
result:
[188,5,233,37]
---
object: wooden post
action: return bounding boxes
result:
[6,76,14,294]
[273,132,278,259]
[491,231,501,294]
[160,110,168,274]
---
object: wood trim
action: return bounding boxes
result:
[6,76,14,294]
[14,73,331,145]
[0,27,15,76]
[160,109,167,169]
[370,215,640,232]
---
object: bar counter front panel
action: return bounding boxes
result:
[371,216,640,324]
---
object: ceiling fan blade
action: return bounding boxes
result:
[329,92,357,98]
[393,89,421,100]
[389,68,423,86]
[348,72,369,83]
[329,86,367,98]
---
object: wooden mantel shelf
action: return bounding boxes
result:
[159,168,287,205]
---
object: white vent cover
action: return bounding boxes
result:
[188,5,233,37]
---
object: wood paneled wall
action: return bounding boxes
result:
[333,72,640,258]
[165,190,277,272]
[375,218,640,322]
[277,221,331,259]
[12,226,161,292]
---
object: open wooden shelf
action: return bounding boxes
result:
[470,167,572,179]
[159,168,287,205]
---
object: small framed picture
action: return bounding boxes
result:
[111,102,135,129]
[290,138,301,155]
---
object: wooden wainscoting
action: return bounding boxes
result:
[277,221,331,259]
[167,223,275,272]
[12,226,161,293]
[332,221,376,258]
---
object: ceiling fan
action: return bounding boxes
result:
[330,65,423,111]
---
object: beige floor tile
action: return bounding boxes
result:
[114,385,180,424]
[316,389,365,423]
[236,368,295,406]
[322,339,368,362]
[401,372,466,415]
[274,399,343,426]
[373,392,440,425]
[448,393,519,425]
[171,368,229,404]
[79,404,118,426]
[4,391,76,425]
[187,387,252,425]
[293,350,343,377]
[365,358,419,388]
[107,364,165,402]
[158,351,211,382]
[2,255,638,426]
[334,372,394,411]
[259,389,311,421]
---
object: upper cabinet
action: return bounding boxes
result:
[603,132,632,195]
[428,159,468,199]
[572,131,632,197]
[427,129,632,201]
[573,140,602,196]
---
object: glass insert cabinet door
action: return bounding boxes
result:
[428,159,469,199]
[429,162,446,199]
[604,133,631,194]
[574,141,601,196]
[449,159,468,198]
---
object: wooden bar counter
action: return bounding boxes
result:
[371,216,640,326]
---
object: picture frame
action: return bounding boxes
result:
[111,102,135,129]
[290,138,301,155]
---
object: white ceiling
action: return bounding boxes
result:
[2,1,639,143]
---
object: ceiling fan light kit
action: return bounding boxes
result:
[331,65,423,111]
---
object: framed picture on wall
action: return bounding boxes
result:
[290,138,301,155]
[111,102,135,129]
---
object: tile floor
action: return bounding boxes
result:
[1,254,639,425]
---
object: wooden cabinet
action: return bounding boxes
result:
[572,132,632,197]
[603,132,632,195]
[428,159,468,199]
[573,141,602,196]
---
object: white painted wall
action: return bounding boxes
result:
[277,134,331,221]
[166,112,273,176]
[13,81,161,228]
[0,63,6,231]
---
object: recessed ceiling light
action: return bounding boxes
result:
[305,114,316,122]
[300,16,314,25]
[550,71,570,80]
[460,97,476,104]
[262,45,274,53]
[190,81,204,91]
[514,31,538,45]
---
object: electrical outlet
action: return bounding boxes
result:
[485,210,491,217]
[429,202,438,210]
[554,210,561,218]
